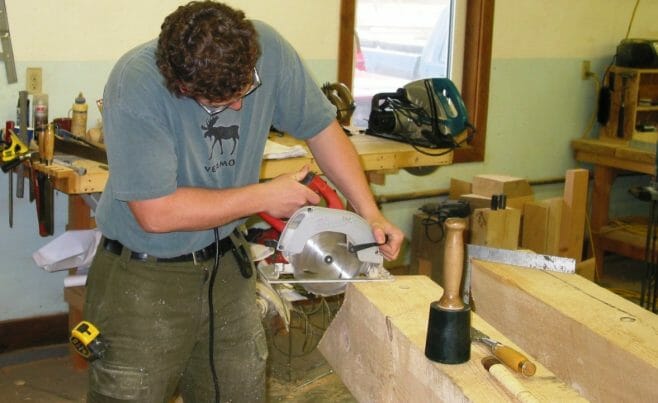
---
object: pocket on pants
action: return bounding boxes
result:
[89,360,149,400]
[254,326,269,363]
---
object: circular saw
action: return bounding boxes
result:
[272,206,387,296]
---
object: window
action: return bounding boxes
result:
[352,0,457,127]
[338,0,493,162]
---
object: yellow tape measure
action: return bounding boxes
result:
[70,320,106,360]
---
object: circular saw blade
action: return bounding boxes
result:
[289,231,370,296]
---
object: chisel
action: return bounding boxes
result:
[471,327,536,376]
[4,121,14,227]
[7,160,12,227]
[41,123,55,235]
[15,91,29,200]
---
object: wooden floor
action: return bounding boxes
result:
[0,256,648,402]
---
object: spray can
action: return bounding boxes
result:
[33,93,49,147]
[70,92,88,140]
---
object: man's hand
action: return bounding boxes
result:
[260,165,321,218]
[368,214,405,261]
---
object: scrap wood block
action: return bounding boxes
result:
[470,207,521,250]
[472,174,533,198]
[558,169,588,261]
[458,193,491,210]
[471,259,658,403]
[318,276,585,402]
[449,178,472,200]
[521,198,563,255]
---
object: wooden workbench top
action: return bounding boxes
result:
[571,138,655,174]
[38,132,455,195]
[261,133,453,178]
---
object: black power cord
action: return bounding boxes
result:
[383,94,476,157]
[420,200,471,242]
[208,227,221,403]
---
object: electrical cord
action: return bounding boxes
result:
[384,96,476,156]
[208,227,221,403]
[421,214,445,243]
[625,0,640,40]
[270,296,342,358]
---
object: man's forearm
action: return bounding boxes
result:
[306,121,381,221]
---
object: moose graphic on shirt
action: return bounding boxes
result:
[202,116,239,159]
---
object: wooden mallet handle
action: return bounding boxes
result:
[439,217,466,310]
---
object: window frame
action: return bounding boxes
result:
[337,0,494,163]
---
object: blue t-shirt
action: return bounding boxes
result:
[96,21,335,257]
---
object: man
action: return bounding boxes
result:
[84,1,404,402]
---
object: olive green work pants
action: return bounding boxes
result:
[83,235,267,403]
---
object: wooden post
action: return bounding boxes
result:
[559,169,589,261]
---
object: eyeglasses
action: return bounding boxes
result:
[197,68,261,115]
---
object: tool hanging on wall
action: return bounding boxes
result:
[0,0,17,84]
[4,121,13,227]
[321,82,355,126]
[15,91,29,201]
[35,123,55,236]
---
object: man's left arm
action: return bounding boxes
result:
[306,120,404,260]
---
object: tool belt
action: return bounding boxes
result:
[102,237,232,264]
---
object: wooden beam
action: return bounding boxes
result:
[471,260,658,402]
[319,276,585,402]
[521,198,562,255]
[470,207,521,250]
[559,169,589,261]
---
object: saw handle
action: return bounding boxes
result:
[259,172,343,233]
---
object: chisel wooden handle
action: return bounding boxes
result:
[43,123,55,165]
[491,344,536,377]
[482,356,539,402]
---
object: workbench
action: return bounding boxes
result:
[35,132,453,228]
[571,138,654,279]
[36,132,454,368]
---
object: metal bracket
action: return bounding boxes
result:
[0,0,17,84]
[80,192,102,212]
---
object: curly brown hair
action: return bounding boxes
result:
[156,1,261,102]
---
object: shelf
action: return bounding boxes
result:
[600,66,658,143]
[596,217,658,263]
